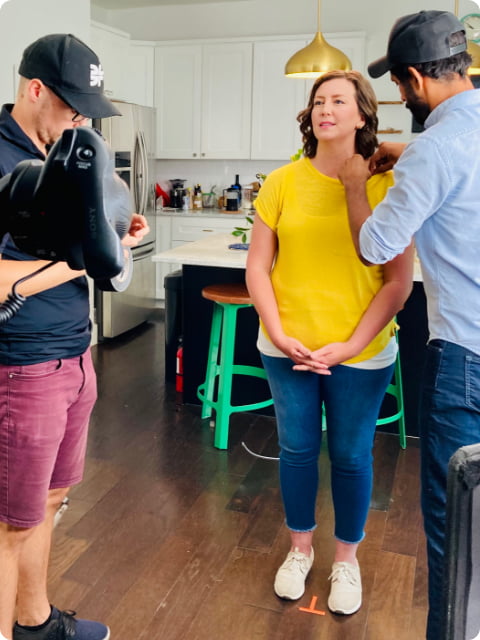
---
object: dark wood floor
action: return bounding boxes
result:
[47,315,428,640]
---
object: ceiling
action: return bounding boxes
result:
[93,0,247,8]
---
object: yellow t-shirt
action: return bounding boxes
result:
[254,157,395,364]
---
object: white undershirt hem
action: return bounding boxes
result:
[257,329,397,369]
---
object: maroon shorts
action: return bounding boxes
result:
[0,348,97,528]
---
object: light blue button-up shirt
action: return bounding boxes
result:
[360,89,480,355]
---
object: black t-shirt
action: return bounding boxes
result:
[0,104,91,364]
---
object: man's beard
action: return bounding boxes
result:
[403,81,431,126]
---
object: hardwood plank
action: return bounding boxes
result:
[382,442,423,556]
[237,486,285,552]
[226,440,280,514]
[410,527,428,638]
[47,577,92,614]
[364,550,417,640]
[370,432,400,511]
[48,535,91,585]
[103,472,250,638]
[67,458,127,506]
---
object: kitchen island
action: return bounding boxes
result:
[153,234,427,437]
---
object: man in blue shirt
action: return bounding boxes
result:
[338,11,480,640]
[0,34,148,640]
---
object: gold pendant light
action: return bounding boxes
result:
[455,0,480,74]
[285,0,351,78]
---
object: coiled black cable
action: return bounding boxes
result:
[0,261,56,325]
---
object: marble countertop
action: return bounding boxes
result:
[152,232,423,281]
[152,232,248,269]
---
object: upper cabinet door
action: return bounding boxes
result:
[251,40,307,161]
[155,42,252,159]
[154,44,202,159]
[90,23,131,101]
[127,42,155,107]
[200,42,253,159]
[90,23,154,106]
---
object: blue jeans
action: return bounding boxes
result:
[420,340,480,640]
[261,354,394,544]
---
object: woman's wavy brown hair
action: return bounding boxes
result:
[297,70,378,159]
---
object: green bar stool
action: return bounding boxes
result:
[375,330,407,449]
[197,282,273,450]
[322,330,407,449]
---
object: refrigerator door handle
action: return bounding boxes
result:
[131,242,155,261]
[133,131,147,215]
[139,131,149,215]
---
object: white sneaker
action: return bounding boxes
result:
[327,561,362,614]
[274,547,314,600]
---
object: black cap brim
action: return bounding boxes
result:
[55,86,121,119]
[367,56,391,79]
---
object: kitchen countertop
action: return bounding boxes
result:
[152,232,248,269]
[152,232,423,281]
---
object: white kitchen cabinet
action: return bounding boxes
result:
[154,45,202,159]
[251,40,307,161]
[251,33,366,160]
[90,22,131,101]
[155,42,252,159]
[90,23,154,106]
[127,41,155,107]
[155,213,245,299]
[170,215,244,245]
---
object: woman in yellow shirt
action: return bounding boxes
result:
[246,70,413,614]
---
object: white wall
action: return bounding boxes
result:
[0,0,91,104]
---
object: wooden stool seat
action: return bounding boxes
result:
[197,282,273,449]
[201,283,252,305]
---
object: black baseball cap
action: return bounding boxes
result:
[368,10,467,78]
[18,33,121,118]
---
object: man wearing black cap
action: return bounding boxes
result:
[338,10,480,640]
[0,34,148,640]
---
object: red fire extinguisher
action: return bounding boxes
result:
[176,338,184,393]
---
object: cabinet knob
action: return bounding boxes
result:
[192,153,197,157]
[201,153,205,157]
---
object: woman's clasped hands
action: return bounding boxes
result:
[291,340,362,375]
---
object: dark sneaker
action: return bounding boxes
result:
[13,607,110,640]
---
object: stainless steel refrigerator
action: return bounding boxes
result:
[93,101,157,340]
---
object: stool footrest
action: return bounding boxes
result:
[197,363,274,414]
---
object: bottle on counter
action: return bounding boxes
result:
[193,184,203,210]
[231,174,242,207]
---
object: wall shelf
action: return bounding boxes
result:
[378,128,403,134]
[378,100,403,105]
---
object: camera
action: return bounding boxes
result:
[0,126,133,290]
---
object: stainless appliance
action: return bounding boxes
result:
[169,178,187,209]
[92,101,157,340]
